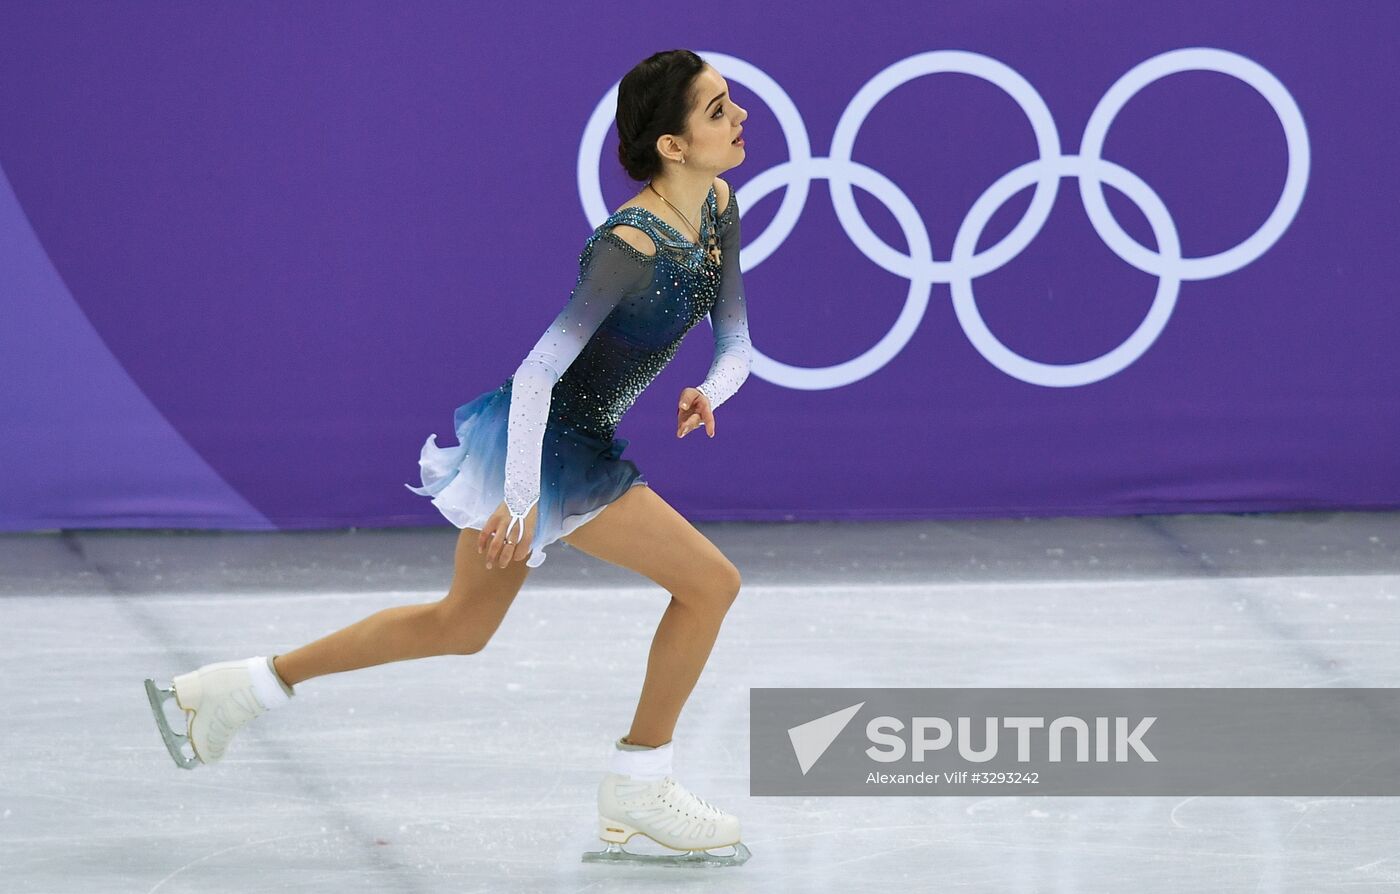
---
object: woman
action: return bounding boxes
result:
[144,49,754,866]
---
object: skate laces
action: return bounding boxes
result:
[662,776,724,818]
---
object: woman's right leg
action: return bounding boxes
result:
[272,526,530,686]
[559,484,742,749]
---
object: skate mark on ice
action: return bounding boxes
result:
[145,830,330,893]
[1169,797,1198,829]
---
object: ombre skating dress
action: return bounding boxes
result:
[405,184,752,567]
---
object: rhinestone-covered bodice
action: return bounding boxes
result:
[538,188,727,440]
[493,182,750,535]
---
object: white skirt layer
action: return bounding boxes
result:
[405,380,647,568]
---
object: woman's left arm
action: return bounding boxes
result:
[695,189,752,410]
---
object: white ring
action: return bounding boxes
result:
[743,157,936,389]
[1078,47,1311,281]
[950,155,1182,386]
[828,50,1062,283]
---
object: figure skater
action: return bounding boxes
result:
[144,49,754,867]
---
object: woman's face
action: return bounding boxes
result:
[681,65,748,172]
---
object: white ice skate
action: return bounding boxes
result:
[143,658,282,768]
[582,772,752,867]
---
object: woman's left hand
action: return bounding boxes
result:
[676,387,715,438]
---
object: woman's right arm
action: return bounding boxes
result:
[499,230,654,544]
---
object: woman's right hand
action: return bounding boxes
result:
[478,500,538,570]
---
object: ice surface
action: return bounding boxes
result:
[2,511,1398,892]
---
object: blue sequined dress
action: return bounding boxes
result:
[405,183,752,567]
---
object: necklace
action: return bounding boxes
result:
[647,181,723,266]
[647,182,703,240]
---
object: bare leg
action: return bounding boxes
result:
[561,484,742,747]
[273,526,530,686]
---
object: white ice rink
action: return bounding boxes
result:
[2,511,1398,892]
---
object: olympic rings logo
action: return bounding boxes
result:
[578,48,1310,389]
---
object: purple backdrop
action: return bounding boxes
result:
[1,1,1396,530]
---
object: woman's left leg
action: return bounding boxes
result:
[561,483,742,747]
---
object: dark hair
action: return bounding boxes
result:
[615,49,708,182]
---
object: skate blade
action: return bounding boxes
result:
[581,841,751,867]
[143,678,200,769]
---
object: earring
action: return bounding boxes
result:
[682,155,686,164]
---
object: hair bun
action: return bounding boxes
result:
[613,50,706,183]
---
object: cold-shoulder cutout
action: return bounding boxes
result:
[603,223,658,259]
[714,177,732,216]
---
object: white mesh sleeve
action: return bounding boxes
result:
[502,232,652,540]
[696,192,752,410]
